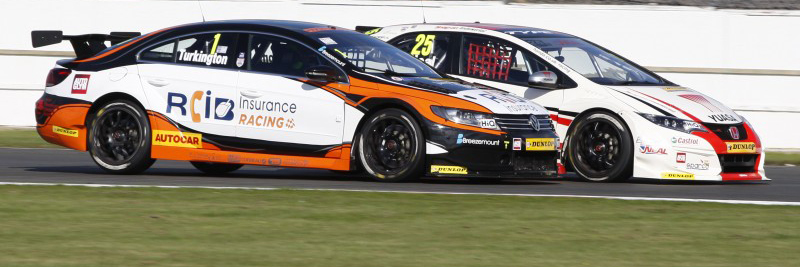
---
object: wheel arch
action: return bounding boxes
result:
[562,107,635,172]
[347,98,432,161]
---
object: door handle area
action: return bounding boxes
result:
[240,90,264,99]
[147,79,170,87]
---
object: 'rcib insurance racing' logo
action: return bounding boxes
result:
[167,91,235,123]
[238,96,297,129]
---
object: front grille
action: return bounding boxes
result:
[705,123,748,140]
[495,114,552,132]
[719,154,757,173]
[513,152,558,172]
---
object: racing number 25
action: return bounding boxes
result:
[410,34,436,57]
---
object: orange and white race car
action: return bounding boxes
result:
[32,20,560,182]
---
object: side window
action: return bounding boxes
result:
[546,48,597,77]
[140,41,176,62]
[390,32,451,71]
[462,35,572,88]
[249,34,337,78]
[461,35,532,84]
[175,32,239,68]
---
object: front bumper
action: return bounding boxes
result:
[424,121,559,179]
[630,115,767,181]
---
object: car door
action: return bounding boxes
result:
[236,33,346,148]
[139,32,242,137]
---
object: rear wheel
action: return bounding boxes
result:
[190,162,243,175]
[357,109,425,182]
[88,100,155,174]
[567,112,633,182]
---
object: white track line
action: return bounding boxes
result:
[1,182,799,206]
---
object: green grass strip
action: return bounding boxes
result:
[0,185,799,267]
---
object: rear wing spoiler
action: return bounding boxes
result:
[31,31,141,59]
[354,26,380,34]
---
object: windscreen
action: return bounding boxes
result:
[523,37,665,86]
[309,31,442,78]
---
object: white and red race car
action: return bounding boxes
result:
[362,23,766,182]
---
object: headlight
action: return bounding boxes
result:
[431,106,499,130]
[637,113,707,133]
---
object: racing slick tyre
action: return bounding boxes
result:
[567,111,633,182]
[88,100,155,174]
[190,162,244,175]
[357,108,425,182]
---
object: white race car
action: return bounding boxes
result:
[362,23,766,182]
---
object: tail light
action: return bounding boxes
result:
[45,68,71,87]
[35,95,58,124]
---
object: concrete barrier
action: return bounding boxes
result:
[1,0,798,148]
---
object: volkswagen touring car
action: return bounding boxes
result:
[32,20,560,182]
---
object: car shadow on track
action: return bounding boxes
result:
[559,174,768,185]
[15,166,559,186]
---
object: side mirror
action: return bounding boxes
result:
[305,65,338,83]
[528,71,558,89]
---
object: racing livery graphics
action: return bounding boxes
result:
[31,20,559,182]
[364,22,767,182]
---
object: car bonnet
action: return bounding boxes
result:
[384,76,548,115]
[608,86,742,124]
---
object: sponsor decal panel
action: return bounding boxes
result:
[512,138,522,151]
[153,130,202,148]
[479,118,497,129]
[178,50,229,66]
[662,87,688,92]
[661,172,695,180]
[431,165,468,175]
[639,145,667,155]
[672,137,699,145]
[676,152,686,163]
[726,142,756,153]
[166,91,235,123]
[52,126,79,137]
[686,159,710,170]
[476,91,540,113]
[238,96,298,129]
[638,137,667,155]
[525,138,556,151]
[456,134,500,146]
[708,114,738,123]
[71,74,90,94]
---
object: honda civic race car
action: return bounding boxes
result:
[31,20,560,182]
[361,23,767,182]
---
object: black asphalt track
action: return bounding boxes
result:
[1,148,797,202]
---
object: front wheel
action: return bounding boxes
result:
[88,100,155,174]
[567,112,633,182]
[357,109,425,182]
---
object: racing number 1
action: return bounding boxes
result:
[210,33,221,54]
[410,34,435,57]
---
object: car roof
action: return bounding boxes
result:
[404,22,576,38]
[175,19,343,34]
